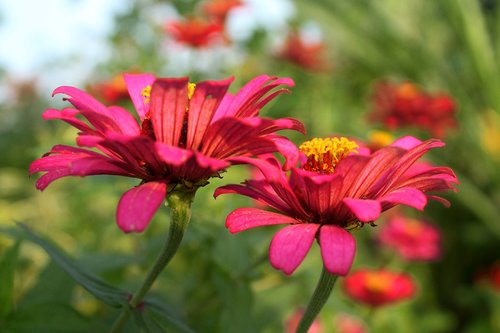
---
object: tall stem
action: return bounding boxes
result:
[110,189,195,333]
[295,266,338,333]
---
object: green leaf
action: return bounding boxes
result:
[18,224,128,307]
[142,296,197,333]
[0,241,20,318]
[5,303,106,333]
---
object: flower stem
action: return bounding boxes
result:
[295,266,338,333]
[110,189,195,333]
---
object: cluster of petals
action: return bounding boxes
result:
[202,0,243,25]
[369,81,457,138]
[334,313,367,333]
[278,31,330,72]
[216,136,458,276]
[378,214,442,262]
[30,74,304,233]
[343,268,416,307]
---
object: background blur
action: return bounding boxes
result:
[0,0,499,332]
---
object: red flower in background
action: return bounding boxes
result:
[30,74,304,233]
[88,74,131,104]
[216,136,457,276]
[378,214,442,262]
[285,308,323,333]
[334,313,367,333]
[343,269,416,307]
[278,31,330,72]
[476,261,500,292]
[369,81,457,138]
[202,0,243,24]
[166,17,225,48]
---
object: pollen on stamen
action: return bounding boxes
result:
[299,137,359,174]
[141,85,152,104]
[187,82,196,100]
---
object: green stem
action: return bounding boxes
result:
[110,189,195,333]
[295,266,338,333]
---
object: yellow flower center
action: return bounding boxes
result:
[367,130,393,148]
[187,82,196,100]
[365,272,391,293]
[141,85,151,104]
[299,137,359,174]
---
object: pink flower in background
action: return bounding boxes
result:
[216,136,458,276]
[30,74,304,233]
[285,308,323,333]
[166,17,225,47]
[378,214,442,261]
[334,313,366,333]
[369,81,457,138]
[343,268,416,307]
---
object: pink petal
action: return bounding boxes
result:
[343,198,381,222]
[380,187,427,210]
[319,225,356,276]
[270,135,300,170]
[52,86,108,115]
[269,223,320,275]
[226,208,299,233]
[391,136,423,150]
[187,78,232,150]
[116,181,167,233]
[124,73,156,120]
[107,106,140,135]
[150,78,189,146]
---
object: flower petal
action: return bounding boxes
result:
[124,73,156,120]
[52,86,107,115]
[319,225,356,276]
[343,198,381,222]
[116,181,167,233]
[380,187,427,210]
[225,208,299,233]
[269,223,320,275]
[150,78,189,146]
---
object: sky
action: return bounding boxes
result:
[0,0,294,93]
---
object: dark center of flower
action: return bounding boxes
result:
[299,137,358,174]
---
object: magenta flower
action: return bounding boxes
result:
[215,136,458,276]
[378,214,442,262]
[30,74,304,233]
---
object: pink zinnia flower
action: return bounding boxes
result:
[343,268,416,307]
[378,214,442,262]
[30,74,304,233]
[216,136,458,276]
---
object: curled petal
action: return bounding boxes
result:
[117,181,167,233]
[379,187,427,210]
[343,198,381,222]
[269,223,320,275]
[225,208,299,233]
[319,225,356,276]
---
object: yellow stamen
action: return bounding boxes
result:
[187,82,196,100]
[141,85,152,104]
[299,137,359,174]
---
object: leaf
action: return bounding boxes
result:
[0,241,20,318]
[18,224,128,307]
[5,303,106,333]
[141,296,197,333]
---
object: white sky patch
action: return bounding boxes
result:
[0,0,128,90]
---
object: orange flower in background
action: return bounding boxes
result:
[88,74,130,104]
[202,0,243,24]
[285,308,323,333]
[166,17,225,48]
[369,81,457,138]
[343,269,416,307]
[378,214,442,262]
[278,31,330,72]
